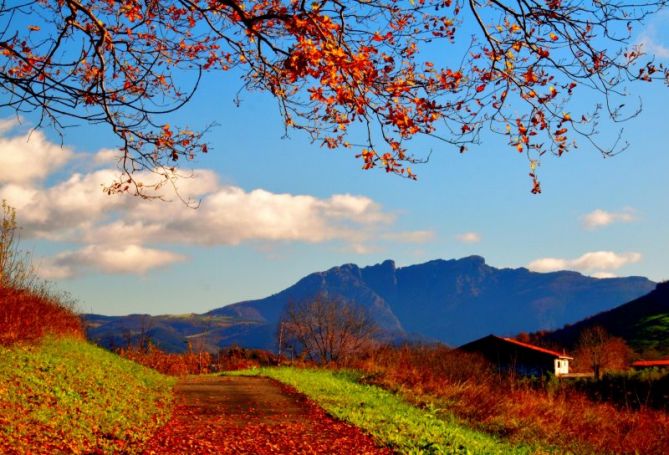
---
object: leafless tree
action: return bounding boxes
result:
[281,294,378,364]
[574,326,632,380]
[0,200,35,289]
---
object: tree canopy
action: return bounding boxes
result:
[1,0,667,194]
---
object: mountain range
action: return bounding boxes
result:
[84,256,656,352]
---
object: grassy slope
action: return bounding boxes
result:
[632,313,669,354]
[0,337,174,454]
[232,367,538,454]
[543,282,669,356]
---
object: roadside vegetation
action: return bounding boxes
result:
[0,202,175,454]
[231,367,538,454]
[0,337,174,454]
[352,345,669,454]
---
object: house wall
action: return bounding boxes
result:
[554,358,569,376]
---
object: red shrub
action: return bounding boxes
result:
[0,287,83,345]
[211,346,278,372]
[117,344,212,376]
[117,344,281,376]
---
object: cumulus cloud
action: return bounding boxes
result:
[0,128,73,184]
[582,208,636,230]
[72,187,395,248]
[456,232,481,244]
[528,251,642,276]
[38,245,186,279]
[0,117,22,134]
[591,272,618,279]
[0,169,128,239]
[92,148,121,165]
[0,123,435,277]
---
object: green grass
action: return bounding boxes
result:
[633,313,669,355]
[229,367,537,454]
[0,337,175,454]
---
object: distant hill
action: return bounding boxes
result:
[85,313,272,353]
[538,281,669,357]
[84,256,655,352]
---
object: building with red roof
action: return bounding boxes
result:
[631,359,669,369]
[459,334,572,377]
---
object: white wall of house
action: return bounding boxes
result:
[554,358,569,376]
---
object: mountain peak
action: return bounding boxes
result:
[380,259,396,269]
[324,263,361,276]
[459,255,486,265]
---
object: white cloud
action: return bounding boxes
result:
[10,178,408,275]
[1,170,127,239]
[528,257,567,273]
[528,251,642,276]
[37,245,186,279]
[79,187,395,247]
[0,117,22,134]
[591,272,618,279]
[93,148,120,165]
[456,232,481,244]
[582,208,636,230]
[0,125,435,278]
[638,35,669,59]
[637,15,669,60]
[572,251,642,271]
[0,128,73,184]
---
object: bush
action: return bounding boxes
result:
[212,345,278,371]
[0,286,83,345]
[117,343,213,376]
[0,201,83,345]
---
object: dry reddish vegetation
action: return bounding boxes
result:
[117,345,214,376]
[117,344,278,376]
[0,287,83,345]
[352,345,669,454]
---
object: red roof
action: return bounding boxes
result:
[500,336,573,359]
[632,360,669,368]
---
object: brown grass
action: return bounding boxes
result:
[116,344,213,376]
[352,345,669,454]
[0,286,83,345]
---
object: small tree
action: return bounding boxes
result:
[281,294,378,364]
[0,200,37,290]
[574,326,632,379]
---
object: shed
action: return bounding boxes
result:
[459,334,572,377]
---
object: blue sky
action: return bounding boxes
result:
[0,11,668,316]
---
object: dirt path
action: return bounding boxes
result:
[142,375,391,454]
